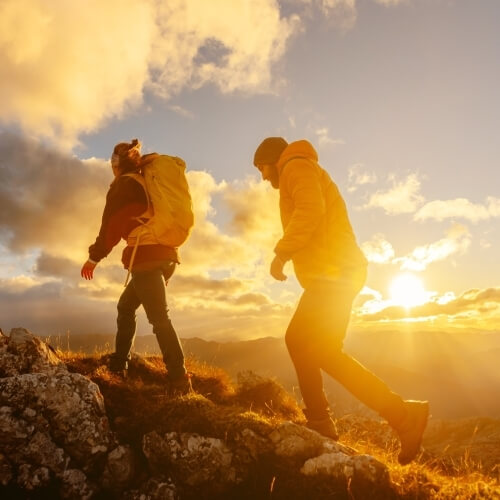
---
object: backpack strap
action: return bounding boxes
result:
[123,172,152,216]
[122,173,150,287]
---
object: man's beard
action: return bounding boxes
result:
[269,166,280,189]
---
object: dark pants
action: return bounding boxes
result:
[112,260,186,380]
[285,273,405,425]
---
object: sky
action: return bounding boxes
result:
[0,0,499,341]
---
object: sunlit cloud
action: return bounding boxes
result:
[362,173,424,214]
[414,196,500,223]
[359,287,500,327]
[394,224,471,271]
[0,0,153,147]
[361,234,395,264]
[347,164,377,193]
[0,0,300,146]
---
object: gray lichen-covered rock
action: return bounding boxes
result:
[123,476,178,500]
[59,469,95,500]
[143,431,239,492]
[0,371,113,467]
[0,328,114,497]
[101,445,137,491]
[16,463,51,490]
[0,327,63,377]
[301,451,390,488]
[269,421,353,462]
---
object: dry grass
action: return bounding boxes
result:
[337,415,500,499]
[59,350,500,500]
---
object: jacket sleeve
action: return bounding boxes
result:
[274,160,325,262]
[88,177,147,263]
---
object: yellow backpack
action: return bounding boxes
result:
[124,154,194,283]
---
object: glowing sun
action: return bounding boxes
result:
[389,273,427,308]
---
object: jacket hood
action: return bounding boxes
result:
[277,140,318,173]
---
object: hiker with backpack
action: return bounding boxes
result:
[252,137,429,465]
[81,139,194,395]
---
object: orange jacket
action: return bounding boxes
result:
[274,140,367,289]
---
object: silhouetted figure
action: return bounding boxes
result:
[81,139,191,395]
[253,137,428,464]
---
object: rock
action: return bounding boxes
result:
[0,371,113,469]
[101,445,137,491]
[59,469,94,500]
[123,476,178,500]
[17,463,51,490]
[301,452,390,490]
[143,431,239,493]
[0,453,13,486]
[0,327,63,377]
[0,329,115,497]
[234,427,272,461]
[269,421,333,461]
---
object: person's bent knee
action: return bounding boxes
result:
[285,326,307,358]
[117,301,136,319]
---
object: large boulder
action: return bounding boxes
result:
[0,328,115,498]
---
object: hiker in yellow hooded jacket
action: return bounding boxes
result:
[253,137,429,465]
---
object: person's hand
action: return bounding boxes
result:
[81,260,97,280]
[270,255,287,281]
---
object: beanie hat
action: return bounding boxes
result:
[253,137,288,166]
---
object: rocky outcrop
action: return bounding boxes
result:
[0,328,397,499]
[0,328,117,498]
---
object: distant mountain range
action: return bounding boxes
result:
[45,330,500,419]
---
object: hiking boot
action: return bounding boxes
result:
[303,409,339,440]
[108,355,128,379]
[110,368,128,379]
[306,416,339,440]
[395,400,429,465]
[167,373,193,396]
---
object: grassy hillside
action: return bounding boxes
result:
[47,332,500,419]
[59,350,500,499]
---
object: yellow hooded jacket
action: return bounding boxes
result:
[274,140,367,289]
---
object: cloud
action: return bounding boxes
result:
[394,224,471,271]
[0,0,153,147]
[0,132,109,258]
[319,0,357,31]
[361,234,395,264]
[0,133,297,339]
[221,177,282,247]
[348,164,377,193]
[314,128,345,148]
[151,0,300,97]
[363,174,424,214]
[414,197,500,223]
[361,224,471,271]
[373,0,407,6]
[360,287,500,324]
[0,0,299,146]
